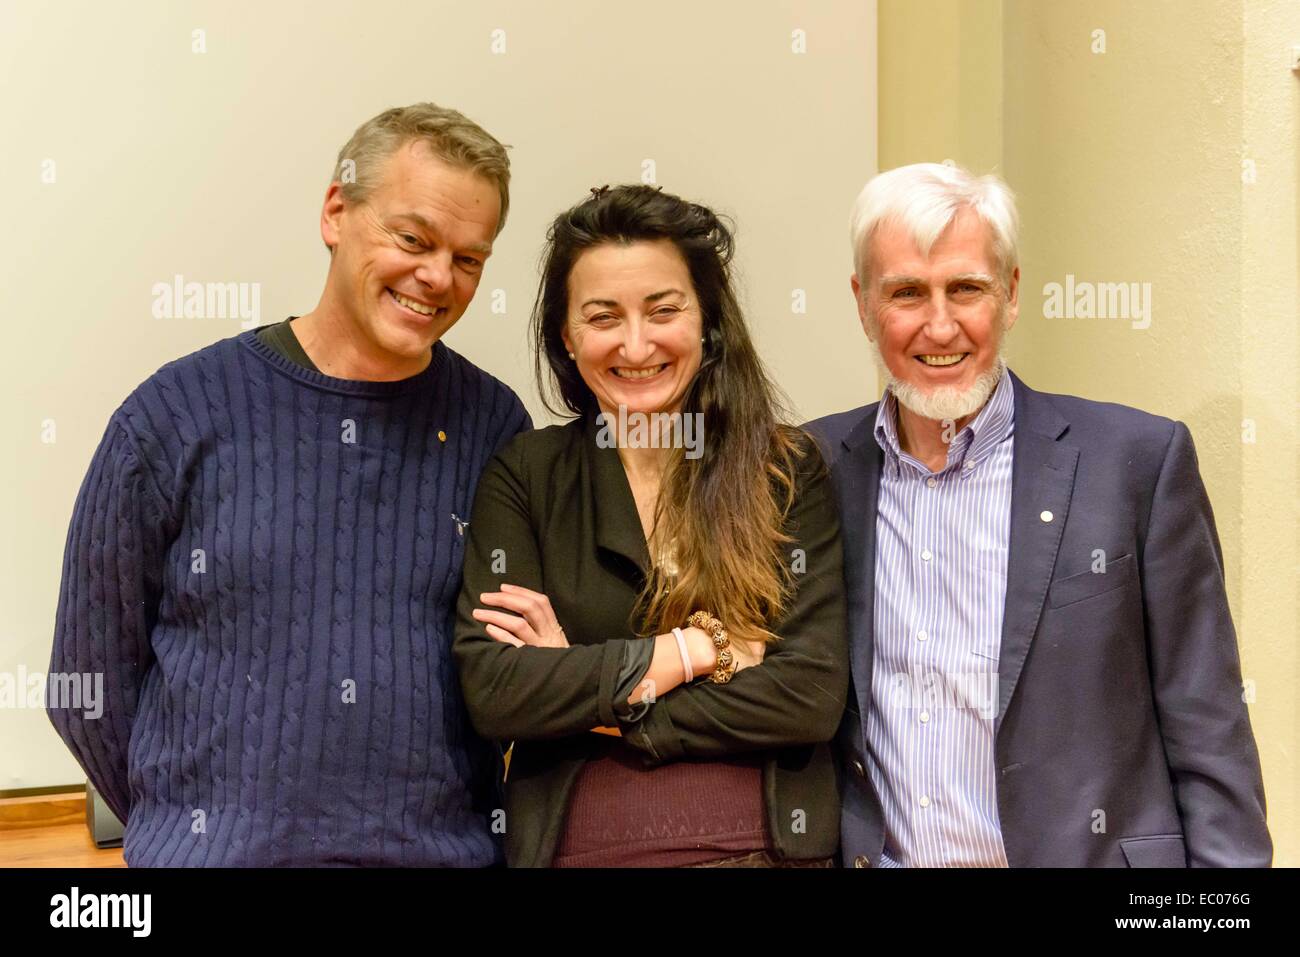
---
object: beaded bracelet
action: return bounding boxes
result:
[687,610,736,684]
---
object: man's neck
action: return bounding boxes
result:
[895,401,981,473]
[293,304,431,382]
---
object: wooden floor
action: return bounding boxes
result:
[0,793,126,867]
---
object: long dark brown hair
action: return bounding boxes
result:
[531,184,819,646]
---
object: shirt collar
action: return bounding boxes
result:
[873,364,1015,475]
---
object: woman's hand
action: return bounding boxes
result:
[730,638,766,672]
[683,626,765,677]
[473,583,570,649]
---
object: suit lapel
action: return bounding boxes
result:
[994,373,1078,733]
[838,410,883,724]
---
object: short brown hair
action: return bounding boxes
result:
[332,102,511,236]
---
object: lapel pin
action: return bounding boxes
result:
[1040,510,1054,523]
[451,513,468,536]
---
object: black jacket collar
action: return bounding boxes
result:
[580,411,652,575]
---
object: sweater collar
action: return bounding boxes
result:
[240,325,448,398]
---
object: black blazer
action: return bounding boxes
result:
[452,412,850,867]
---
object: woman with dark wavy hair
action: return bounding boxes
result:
[452,184,848,867]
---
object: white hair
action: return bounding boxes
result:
[849,162,1020,291]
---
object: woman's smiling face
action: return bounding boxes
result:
[562,239,704,418]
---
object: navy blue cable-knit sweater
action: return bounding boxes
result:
[48,328,530,866]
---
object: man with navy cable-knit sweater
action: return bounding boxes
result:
[47,103,530,866]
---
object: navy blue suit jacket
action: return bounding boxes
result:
[806,370,1271,867]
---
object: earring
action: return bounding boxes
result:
[567,351,575,359]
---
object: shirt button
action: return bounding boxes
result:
[854,855,870,869]
[920,549,933,562]
[919,795,931,809]
[919,711,930,723]
[926,477,937,488]
[917,630,929,642]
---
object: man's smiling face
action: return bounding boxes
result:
[854,207,1019,422]
[322,138,500,366]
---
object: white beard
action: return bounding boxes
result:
[876,351,1006,423]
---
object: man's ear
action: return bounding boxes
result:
[1003,266,1021,332]
[851,273,876,342]
[320,182,346,253]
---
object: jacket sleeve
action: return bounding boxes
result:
[621,444,850,764]
[47,412,169,824]
[452,440,632,742]
[1141,421,1271,866]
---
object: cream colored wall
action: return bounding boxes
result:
[878,0,1003,175]
[1239,0,1300,868]
[0,1,877,792]
[880,0,1298,864]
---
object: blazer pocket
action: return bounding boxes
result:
[1119,834,1187,867]
[1047,553,1134,609]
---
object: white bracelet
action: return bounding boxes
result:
[672,627,694,683]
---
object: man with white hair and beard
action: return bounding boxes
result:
[807,162,1270,868]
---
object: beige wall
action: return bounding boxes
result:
[0,2,877,791]
[880,0,1299,863]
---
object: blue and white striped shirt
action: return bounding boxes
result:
[868,367,1015,867]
